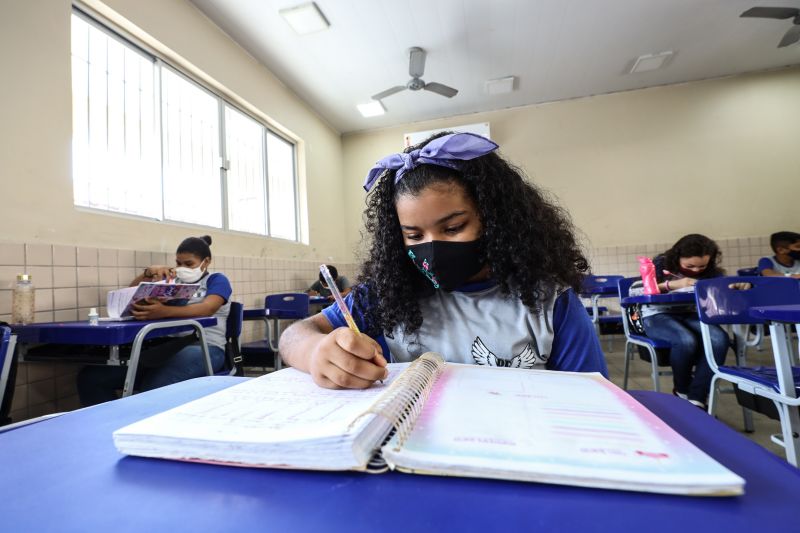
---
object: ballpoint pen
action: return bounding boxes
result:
[320,264,361,336]
[319,265,384,383]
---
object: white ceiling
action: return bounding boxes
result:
[188,0,800,134]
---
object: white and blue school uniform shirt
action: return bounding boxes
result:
[322,280,607,376]
[174,272,232,349]
[758,256,800,276]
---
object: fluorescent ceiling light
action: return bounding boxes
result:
[357,101,386,117]
[484,76,516,95]
[279,2,330,35]
[629,51,674,73]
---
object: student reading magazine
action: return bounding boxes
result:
[105,282,200,319]
[280,132,607,388]
[77,236,232,406]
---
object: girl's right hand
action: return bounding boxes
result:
[679,277,697,288]
[309,328,388,389]
[144,265,175,282]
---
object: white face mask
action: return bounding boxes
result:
[176,261,207,283]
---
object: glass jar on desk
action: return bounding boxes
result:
[12,273,35,324]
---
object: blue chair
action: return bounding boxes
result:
[264,293,310,320]
[0,326,18,426]
[581,275,624,351]
[219,302,244,376]
[241,293,310,372]
[695,276,800,465]
[617,277,672,391]
[736,267,765,351]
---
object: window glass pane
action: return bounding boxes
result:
[161,68,222,227]
[224,106,266,234]
[266,132,297,240]
[71,14,161,218]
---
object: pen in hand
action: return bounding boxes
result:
[319,265,385,384]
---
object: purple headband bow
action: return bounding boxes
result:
[362,132,499,192]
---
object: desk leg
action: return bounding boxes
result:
[261,318,282,371]
[122,320,213,398]
[108,345,120,365]
[271,319,282,370]
[194,325,214,376]
[768,322,800,466]
[732,326,755,433]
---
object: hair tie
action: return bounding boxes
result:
[362,132,499,192]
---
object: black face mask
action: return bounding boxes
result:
[789,250,800,261]
[407,239,485,291]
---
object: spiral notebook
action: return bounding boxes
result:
[113,354,744,496]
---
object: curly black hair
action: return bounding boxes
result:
[658,234,724,279]
[354,132,589,337]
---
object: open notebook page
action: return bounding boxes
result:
[383,364,743,495]
[114,365,409,469]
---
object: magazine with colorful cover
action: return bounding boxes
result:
[106,282,200,319]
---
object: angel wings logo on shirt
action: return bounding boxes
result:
[471,336,547,369]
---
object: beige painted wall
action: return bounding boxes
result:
[342,68,800,252]
[0,0,349,262]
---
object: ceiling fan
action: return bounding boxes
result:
[371,47,458,101]
[740,7,800,47]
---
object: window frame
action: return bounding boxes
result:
[71,6,300,242]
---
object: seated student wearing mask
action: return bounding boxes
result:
[77,235,231,406]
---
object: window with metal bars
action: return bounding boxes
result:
[70,10,299,241]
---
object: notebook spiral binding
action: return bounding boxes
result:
[352,352,445,467]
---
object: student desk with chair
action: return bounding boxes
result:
[0,375,798,532]
[241,293,327,370]
[620,288,755,431]
[618,289,696,393]
[13,317,217,397]
[581,275,624,351]
[620,291,697,306]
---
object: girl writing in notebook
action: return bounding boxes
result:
[638,234,730,409]
[281,132,606,389]
[77,235,232,406]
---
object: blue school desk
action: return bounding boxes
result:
[621,291,696,306]
[749,304,800,324]
[243,296,327,370]
[13,317,217,397]
[1,377,798,532]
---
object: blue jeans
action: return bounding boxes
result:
[642,313,729,402]
[77,341,225,406]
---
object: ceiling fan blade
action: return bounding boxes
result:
[740,7,799,19]
[778,24,800,47]
[408,47,426,78]
[371,86,407,100]
[423,82,458,98]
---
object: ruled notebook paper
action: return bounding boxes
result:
[382,364,744,496]
[114,365,409,470]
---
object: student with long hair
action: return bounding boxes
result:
[642,234,730,408]
[280,132,606,389]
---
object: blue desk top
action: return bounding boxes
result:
[621,292,696,306]
[580,286,619,297]
[242,308,266,320]
[244,298,328,321]
[1,378,798,532]
[749,305,800,324]
[12,317,217,345]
